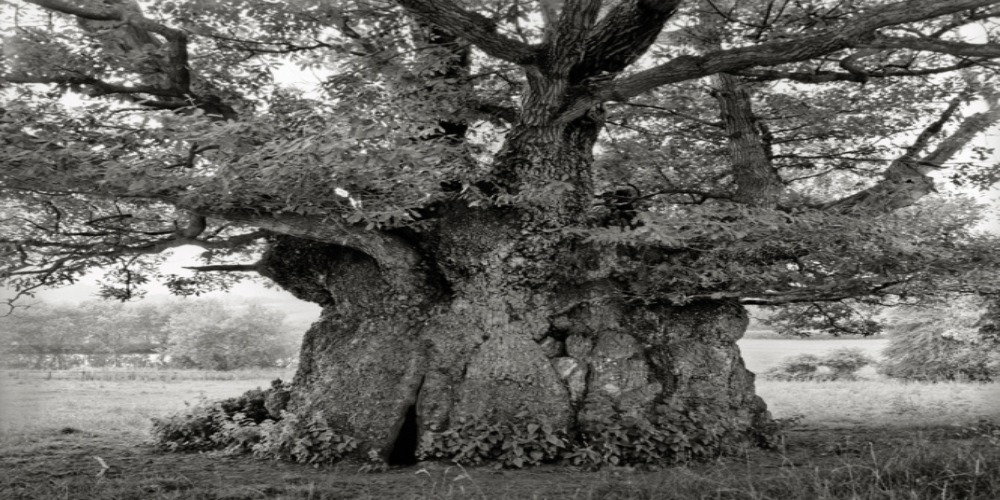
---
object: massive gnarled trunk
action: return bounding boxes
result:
[17,0,769,465]
[249,2,775,455]
[258,197,772,463]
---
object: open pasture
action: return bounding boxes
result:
[0,370,290,443]
[3,367,997,443]
[737,337,889,374]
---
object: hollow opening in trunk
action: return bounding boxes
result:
[387,403,420,466]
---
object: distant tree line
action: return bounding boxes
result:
[0,299,299,370]
[761,295,1000,382]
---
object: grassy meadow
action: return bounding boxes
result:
[2,339,999,499]
[0,370,293,445]
[737,337,889,373]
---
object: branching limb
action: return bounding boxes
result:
[926,7,1000,38]
[122,227,267,257]
[24,0,124,23]
[12,0,240,119]
[568,0,682,81]
[736,59,992,83]
[183,263,261,273]
[394,0,537,64]
[544,0,601,75]
[23,0,191,93]
[822,93,1000,213]
[921,95,1000,167]
[470,99,519,124]
[4,141,418,275]
[861,36,1000,59]
[620,101,725,129]
[738,279,908,305]
[713,73,783,207]
[556,0,1000,123]
[2,74,185,99]
[188,208,422,272]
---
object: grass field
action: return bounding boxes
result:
[2,340,999,499]
[737,338,889,373]
[0,374,288,444]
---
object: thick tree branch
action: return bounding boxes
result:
[861,36,1000,59]
[3,133,410,271]
[921,96,1000,167]
[3,73,234,119]
[669,281,902,306]
[2,74,185,99]
[556,0,1000,123]
[546,0,602,76]
[926,8,1000,38]
[189,208,422,272]
[23,0,117,20]
[737,279,909,305]
[22,0,192,94]
[569,0,682,82]
[713,73,783,207]
[2,221,268,279]
[469,99,519,124]
[394,0,537,64]
[183,263,261,273]
[838,49,881,79]
[822,94,1000,213]
[736,59,991,84]
[117,230,262,256]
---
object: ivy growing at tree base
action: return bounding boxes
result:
[153,381,780,469]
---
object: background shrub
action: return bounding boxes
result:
[764,349,874,381]
[822,348,876,379]
[879,298,1000,382]
[767,354,822,380]
[879,327,1000,382]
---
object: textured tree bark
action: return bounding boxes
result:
[203,0,775,464]
[244,5,777,455]
[713,73,783,207]
[258,198,772,463]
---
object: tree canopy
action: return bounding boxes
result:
[2,0,1000,315]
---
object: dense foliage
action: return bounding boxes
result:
[0,298,298,369]
[879,296,1000,381]
[154,386,776,468]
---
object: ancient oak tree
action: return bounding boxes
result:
[3,0,1000,463]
